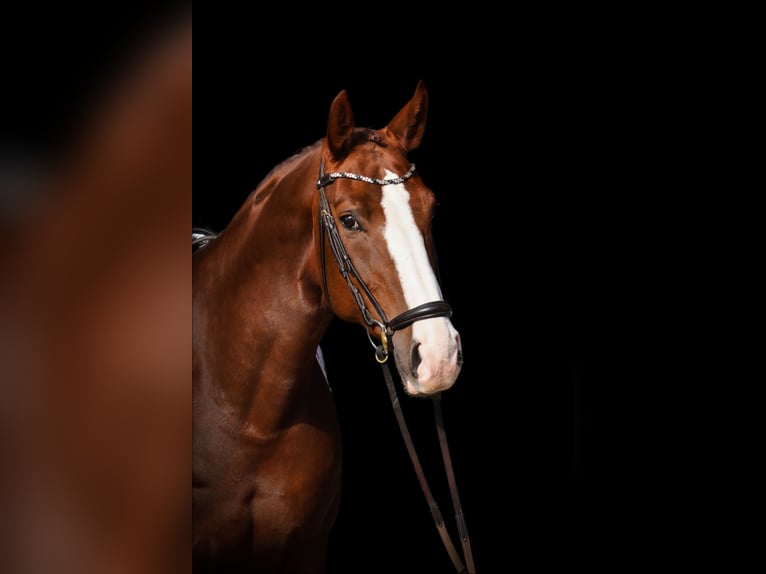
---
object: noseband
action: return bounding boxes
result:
[316,160,453,362]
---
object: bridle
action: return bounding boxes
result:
[317,160,477,574]
[317,161,452,363]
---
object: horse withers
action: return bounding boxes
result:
[192,81,463,573]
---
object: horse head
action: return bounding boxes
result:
[316,81,462,397]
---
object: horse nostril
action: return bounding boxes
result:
[457,349,464,366]
[410,342,422,378]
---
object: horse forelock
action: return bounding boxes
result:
[356,127,387,148]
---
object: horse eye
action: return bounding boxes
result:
[339,214,360,231]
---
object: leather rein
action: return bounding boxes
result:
[317,160,477,574]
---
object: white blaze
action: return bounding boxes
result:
[380,170,460,394]
[380,171,443,306]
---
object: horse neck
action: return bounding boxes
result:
[194,146,333,404]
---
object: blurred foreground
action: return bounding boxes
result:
[1,12,191,574]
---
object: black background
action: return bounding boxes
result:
[3,6,728,572]
[191,72,682,571]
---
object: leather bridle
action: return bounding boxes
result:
[317,160,452,363]
[317,160,477,574]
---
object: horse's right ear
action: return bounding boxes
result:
[326,89,355,159]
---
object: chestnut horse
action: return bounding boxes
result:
[193,82,464,573]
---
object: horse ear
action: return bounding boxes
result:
[386,80,428,152]
[326,89,355,159]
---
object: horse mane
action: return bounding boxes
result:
[249,140,322,205]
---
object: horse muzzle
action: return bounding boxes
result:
[396,318,462,396]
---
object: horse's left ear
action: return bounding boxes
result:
[386,80,428,152]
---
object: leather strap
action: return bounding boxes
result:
[381,362,476,573]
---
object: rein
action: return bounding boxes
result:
[317,160,477,574]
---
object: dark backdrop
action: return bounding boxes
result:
[191,44,711,567]
[3,6,712,572]
[191,71,676,571]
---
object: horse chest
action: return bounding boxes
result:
[194,416,341,552]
